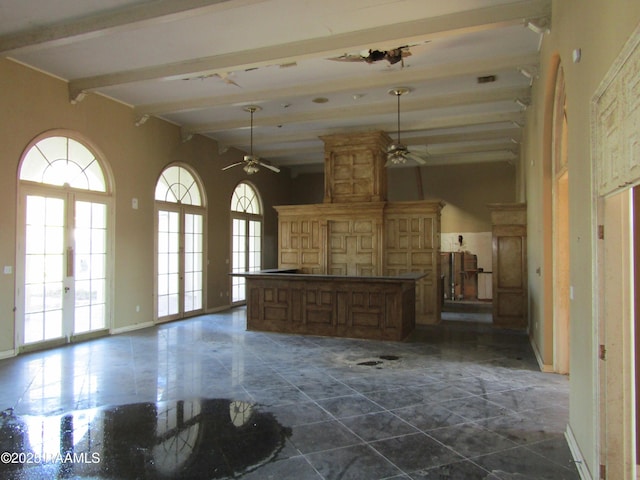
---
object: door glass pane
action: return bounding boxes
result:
[74,201,107,334]
[232,219,246,302]
[158,210,180,317]
[249,220,261,271]
[184,213,203,312]
[24,196,65,344]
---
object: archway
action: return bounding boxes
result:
[16,132,113,349]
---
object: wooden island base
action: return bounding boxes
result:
[238,270,424,341]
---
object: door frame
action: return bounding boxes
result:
[16,184,114,352]
[154,202,207,323]
[596,190,636,479]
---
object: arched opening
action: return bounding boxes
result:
[552,65,570,374]
[154,163,207,322]
[17,132,113,349]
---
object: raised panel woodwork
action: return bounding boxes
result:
[328,219,378,276]
[322,131,390,204]
[243,273,420,341]
[496,236,524,288]
[489,203,527,328]
[593,26,640,196]
[277,217,323,273]
[275,131,443,328]
[383,201,443,325]
[496,291,526,317]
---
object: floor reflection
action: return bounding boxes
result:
[0,398,291,480]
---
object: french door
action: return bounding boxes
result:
[18,188,109,347]
[231,217,261,303]
[156,205,204,322]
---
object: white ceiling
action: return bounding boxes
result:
[0,0,550,173]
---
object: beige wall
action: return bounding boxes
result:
[3,1,640,472]
[0,58,291,354]
[288,163,516,231]
[525,0,640,476]
[387,162,516,231]
[288,161,516,275]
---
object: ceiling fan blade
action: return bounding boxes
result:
[221,162,244,171]
[258,160,281,173]
[407,152,428,165]
[408,145,428,154]
[384,157,396,167]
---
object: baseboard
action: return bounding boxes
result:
[206,304,232,313]
[529,335,554,372]
[565,424,594,480]
[110,321,155,335]
[0,349,16,360]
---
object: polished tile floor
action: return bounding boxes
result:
[0,308,578,479]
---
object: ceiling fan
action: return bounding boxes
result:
[386,87,428,167]
[222,106,280,175]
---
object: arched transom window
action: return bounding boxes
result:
[20,136,107,191]
[155,165,202,205]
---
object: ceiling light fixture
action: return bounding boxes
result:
[525,18,550,35]
[518,67,538,86]
[221,105,280,175]
[386,87,427,167]
[477,75,497,84]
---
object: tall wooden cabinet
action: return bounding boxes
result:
[488,203,527,328]
[275,131,444,325]
[275,201,443,325]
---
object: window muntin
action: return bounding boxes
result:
[20,136,106,192]
[155,164,206,320]
[155,166,201,206]
[230,183,262,303]
[18,134,111,346]
[231,182,260,214]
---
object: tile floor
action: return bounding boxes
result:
[0,308,579,479]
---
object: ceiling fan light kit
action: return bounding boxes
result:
[222,105,280,175]
[386,87,427,167]
[387,144,409,165]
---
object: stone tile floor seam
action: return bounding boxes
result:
[0,308,578,479]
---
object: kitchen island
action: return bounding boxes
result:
[233,269,425,341]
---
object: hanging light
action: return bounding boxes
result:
[243,106,260,174]
[387,87,411,165]
[221,106,280,174]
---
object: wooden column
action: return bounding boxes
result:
[321,131,390,204]
[488,203,527,328]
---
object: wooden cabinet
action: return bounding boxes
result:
[274,131,444,326]
[321,131,389,204]
[488,203,527,328]
[384,201,443,324]
[242,271,423,341]
[275,200,443,325]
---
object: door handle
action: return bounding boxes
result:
[66,247,74,277]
